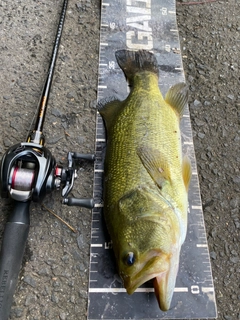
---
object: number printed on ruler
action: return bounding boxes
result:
[126,0,153,50]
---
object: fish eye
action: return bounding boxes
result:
[123,252,135,266]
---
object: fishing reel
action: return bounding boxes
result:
[0,141,95,208]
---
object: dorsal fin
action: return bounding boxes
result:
[98,97,121,131]
[165,83,188,118]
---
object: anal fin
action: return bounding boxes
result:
[165,83,188,117]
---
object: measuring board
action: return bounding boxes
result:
[88,0,217,319]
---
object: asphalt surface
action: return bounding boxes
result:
[0,0,239,320]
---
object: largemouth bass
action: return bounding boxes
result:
[98,50,191,311]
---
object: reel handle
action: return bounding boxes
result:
[63,197,94,208]
[0,201,30,320]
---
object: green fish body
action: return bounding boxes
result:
[99,50,191,311]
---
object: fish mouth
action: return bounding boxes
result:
[123,254,166,293]
[122,248,180,311]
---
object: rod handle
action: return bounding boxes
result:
[0,201,30,320]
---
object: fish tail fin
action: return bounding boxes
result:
[115,50,159,84]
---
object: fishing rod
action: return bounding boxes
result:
[0,1,94,318]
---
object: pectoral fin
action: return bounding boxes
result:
[182,155,192,190]
[165,83,188,118]
[137,146,171,189]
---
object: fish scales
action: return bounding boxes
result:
[98,49,191,311]
[105,81,183,203]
